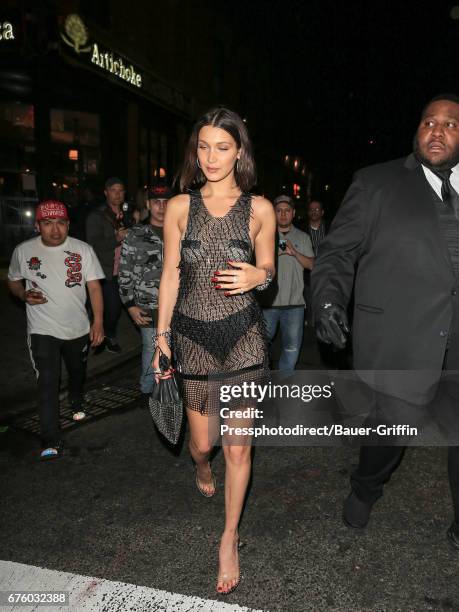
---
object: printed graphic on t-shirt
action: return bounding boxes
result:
[27,256,41,271]
[64,251,82,287]
[27,256,47,278]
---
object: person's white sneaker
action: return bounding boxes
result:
[72,411,86,421]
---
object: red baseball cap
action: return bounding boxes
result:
[147,184,173,200]
[36,200,69,221]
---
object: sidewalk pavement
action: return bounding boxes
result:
[0,278,141,418]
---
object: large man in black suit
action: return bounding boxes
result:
[311,94,459,549]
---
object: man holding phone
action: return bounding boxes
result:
[118,184,171,394]
[262,195,315,371]
[7,200,105,460]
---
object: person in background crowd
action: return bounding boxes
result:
[70,182,102,241]
[86,177,129,354]
[262,195,314,371]
[304,200,327,326]
[134,186,150,222]
[306,200,327,257]
[7,200,104,460]
[118,184,172,394]
[312,93,459,549]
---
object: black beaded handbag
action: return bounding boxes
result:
[149,351,183,444]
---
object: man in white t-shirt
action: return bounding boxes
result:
[8,200,105,460]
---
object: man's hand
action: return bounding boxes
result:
[315,303,350,350]
[279,240,314,270]
[128,305,152,326]
[24,289,47,305]
[89,321,104,346]
[115,228,129,242]
[282,239,297,257]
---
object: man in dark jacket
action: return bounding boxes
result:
[86,177,128,353]
[304,199,327,327]
[312,94,459,549]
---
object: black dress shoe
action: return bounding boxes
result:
[447,522,459,551]
[343,491,374,529]
[105,338,122,354]
[93,344,105,355]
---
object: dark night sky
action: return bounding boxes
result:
[231,0,459,197]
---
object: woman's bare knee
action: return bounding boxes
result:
[223,444,251,466]
[190,437,212,457]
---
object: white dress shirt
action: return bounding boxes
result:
[422,163,459,200]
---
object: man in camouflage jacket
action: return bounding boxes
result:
[118,184,172,393]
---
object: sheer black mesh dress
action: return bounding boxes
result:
[171,190,269,415]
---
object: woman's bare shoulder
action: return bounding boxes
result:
[168,193,190,207]
[165,193,191,216]
[251,195,274,216]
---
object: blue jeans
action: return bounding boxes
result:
[140,326,156,394]
[263,307,304,371]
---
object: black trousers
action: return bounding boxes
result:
[101,277,122,339]
[29,333,89,446]
[351,343,459,523]
[351,445,459,523]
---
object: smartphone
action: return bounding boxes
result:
[279,240,287,251]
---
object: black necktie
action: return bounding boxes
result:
[432,169,459,221]
[433,169,457,204]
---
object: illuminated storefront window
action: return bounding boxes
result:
[139,125,170,186]
[50,108,100,204]
[0,101,36,196]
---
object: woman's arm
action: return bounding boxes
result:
[216,196,276,295]
[252,196,276,281]
[153,195,188,366]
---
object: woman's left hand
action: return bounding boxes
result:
[212,261,266,296]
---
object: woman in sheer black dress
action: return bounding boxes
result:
[153,107,276,594]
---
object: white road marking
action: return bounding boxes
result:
[0,560,264,612]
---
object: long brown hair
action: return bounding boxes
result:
[179,107,256,193]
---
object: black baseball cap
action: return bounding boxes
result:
[105,177,125,189]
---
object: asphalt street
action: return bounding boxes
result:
[1,360,459,612]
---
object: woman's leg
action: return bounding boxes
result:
[186,408,216,495]
[217,441,252,593]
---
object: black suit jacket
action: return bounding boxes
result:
[311,154,458,402]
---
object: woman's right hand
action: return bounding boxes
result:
[152,339,173,382]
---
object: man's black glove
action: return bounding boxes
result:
[315,303,350,350]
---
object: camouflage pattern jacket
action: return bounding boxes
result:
[118,224,163,323]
